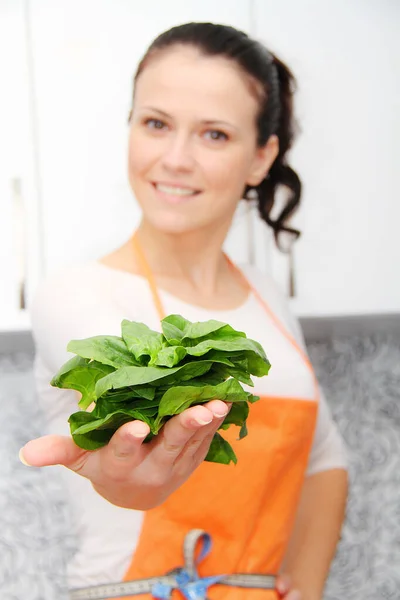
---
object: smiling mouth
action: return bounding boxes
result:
[152,182,202,202]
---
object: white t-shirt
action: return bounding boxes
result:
[30,262,347,589]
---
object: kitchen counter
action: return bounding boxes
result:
[1,312,399,355]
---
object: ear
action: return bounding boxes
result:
[246,135,279,186]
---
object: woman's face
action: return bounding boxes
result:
[128,45,277,235]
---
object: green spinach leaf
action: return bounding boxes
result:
[67,335,138,368]
[53,313,271,465]
[121,320,164,364]
[205,432,237,465]
[94,360,214,398]
[51,356,115,410]
[156,379,249,423]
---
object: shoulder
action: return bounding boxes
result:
[30,260,148,343]
[239,264,285,303]
[30,262,126,371]
[29,261,120,341]
[31,262,104,317]
[238,263,291,319]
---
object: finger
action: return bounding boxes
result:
[152,401,230,468]
[187,428,218,465]
[204,400,232,420]
[178,400,230,428]
[180,401,232,462]
[97,420,150,481]
[175,422,220,468]
[285,591,302,600]
[19,435,87,469]
[149,404,217,468]
[276,574,291,595]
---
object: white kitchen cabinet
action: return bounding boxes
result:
[0,0,41,331]
[27,0,256,278]
[253,0,400,316]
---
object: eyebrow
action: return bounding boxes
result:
[140,106,238,131]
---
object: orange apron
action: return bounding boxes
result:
[120,238,319,600]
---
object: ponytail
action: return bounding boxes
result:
[244,54,301,249]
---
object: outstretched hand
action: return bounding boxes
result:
[20,400,230,510]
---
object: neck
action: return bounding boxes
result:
[134,219,231,296]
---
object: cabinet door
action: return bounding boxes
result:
[253,0,400,315]
[0,0,41,330]
[28,0,258,277]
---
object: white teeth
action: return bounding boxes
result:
[156,184,196,196]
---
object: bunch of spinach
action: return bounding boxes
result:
[51,314,271,464]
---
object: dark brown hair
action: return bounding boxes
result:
[132,22,301,248]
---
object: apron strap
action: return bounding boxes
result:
[132,234,166,322]
[224,255,320,398]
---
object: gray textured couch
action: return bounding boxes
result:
[1,334,399,599]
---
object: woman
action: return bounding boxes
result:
[21,22,348,600]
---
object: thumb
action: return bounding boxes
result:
[19,435,87,469]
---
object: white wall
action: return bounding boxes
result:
[0,0,41,329]
[254,0,400,314]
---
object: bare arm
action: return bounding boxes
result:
[279,468,349,600]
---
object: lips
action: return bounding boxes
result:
[151,182,202,204]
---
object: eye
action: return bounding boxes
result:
[144,118,167,131]
[203,129,228,142]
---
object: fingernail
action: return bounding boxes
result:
[193,416,213,426]
[19,448,31,467]
[129,423,150,438]
[131,431,148,439]
[288,592,302,600]
[211,406,229,418]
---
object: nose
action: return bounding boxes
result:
[161,133,195,173]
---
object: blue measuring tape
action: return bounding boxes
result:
[70,529,276,600]
[152,571,225,600]
[151,533,225,599]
